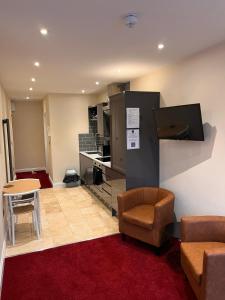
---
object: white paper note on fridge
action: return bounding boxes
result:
[126,108,140,128]
[127,129,140,150]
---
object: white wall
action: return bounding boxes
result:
[47,94,97,183]
[43,97,53,178]
[131,42,225,219]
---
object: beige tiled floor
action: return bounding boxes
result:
[6,186,118,257]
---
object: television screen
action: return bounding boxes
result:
[153,103,204,141]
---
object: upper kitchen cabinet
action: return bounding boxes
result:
[110,91,160,190]
[97,104,104,136]
[110,94,126,174]
[97,102,110,138]
[88,106,98,135]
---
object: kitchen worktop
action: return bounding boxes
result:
[80,151,111,168]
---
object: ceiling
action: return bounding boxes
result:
[0,0,225,100]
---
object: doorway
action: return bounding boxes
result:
[2,119,13,182]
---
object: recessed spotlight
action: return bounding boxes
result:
[26,96,30,100]
[82,90,85,94]
[95,81,100,85]
[117,69,121,73]
[31,77,36,82]
[34,61,40,67]
[158,43,165,50]
[29,87,33,91]
[40,28,48,36]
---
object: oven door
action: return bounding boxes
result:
[92,165,103,196]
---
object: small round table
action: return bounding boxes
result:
[3,179,41,194]
[3,179,41,244]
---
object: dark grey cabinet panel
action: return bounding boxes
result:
[125,91,159,189]
[110,94,126,174]
[110,91,160,192]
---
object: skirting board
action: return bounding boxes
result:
[48,175,65,188]
[53,182,65,187]
[15,167,46,173]
[49,175,54,186]
[0,239,6,294]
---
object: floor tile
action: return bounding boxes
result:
[6,186,119,257]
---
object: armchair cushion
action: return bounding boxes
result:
[122,204,154,230]
[181,242,225,284]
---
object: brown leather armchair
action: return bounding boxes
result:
[180,216,225,300]
[117,187,175,247]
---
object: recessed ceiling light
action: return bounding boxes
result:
[34,61,40,67]
[40,28,48,36]
[29,87,33,91]
[117,69,121,73]
[31,77,36,82]
[95,81,100,85]
[158,43,165,50]
[82,90,85,94]
[26,96,30,100]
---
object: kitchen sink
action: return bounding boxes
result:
[96,156,111,162]
[85,151,100,154]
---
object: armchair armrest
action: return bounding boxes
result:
[181,216,225,242]
[154,194,174,228]
[201,248,225,300]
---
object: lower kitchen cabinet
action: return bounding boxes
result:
[80,153,125,216]
[79,153,93,184]
[105,167,126,214]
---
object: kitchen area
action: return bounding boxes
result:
[79,84,160,217]
[79,87,126,216]
[5,84,160,256]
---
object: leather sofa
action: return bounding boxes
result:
[117,187,175,247]
[180,216,225,300]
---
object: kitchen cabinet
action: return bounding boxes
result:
[97,104,104,136]
[110,91,160,190]
[80,151,125,215]
[97,102,110,139]
[110,95,126,174]
[92,164,126,213]
[91,161,112,209]
[105,167,125,214]
[79,153,93,184]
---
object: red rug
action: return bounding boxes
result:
[1,235,196,300]
[16,170,53,189]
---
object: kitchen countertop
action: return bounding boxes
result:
[80,151,111,168]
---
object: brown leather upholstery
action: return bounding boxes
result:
[181,242,225,284]
[180,216,225,300]
[123,204,154,229]
[118,187,175,247]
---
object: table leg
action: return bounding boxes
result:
[36,192,42,233]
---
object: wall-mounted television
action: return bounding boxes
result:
[153,103,204,141]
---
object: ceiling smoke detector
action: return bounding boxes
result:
[124,13,138,28]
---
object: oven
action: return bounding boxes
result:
[92,160,112,208]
